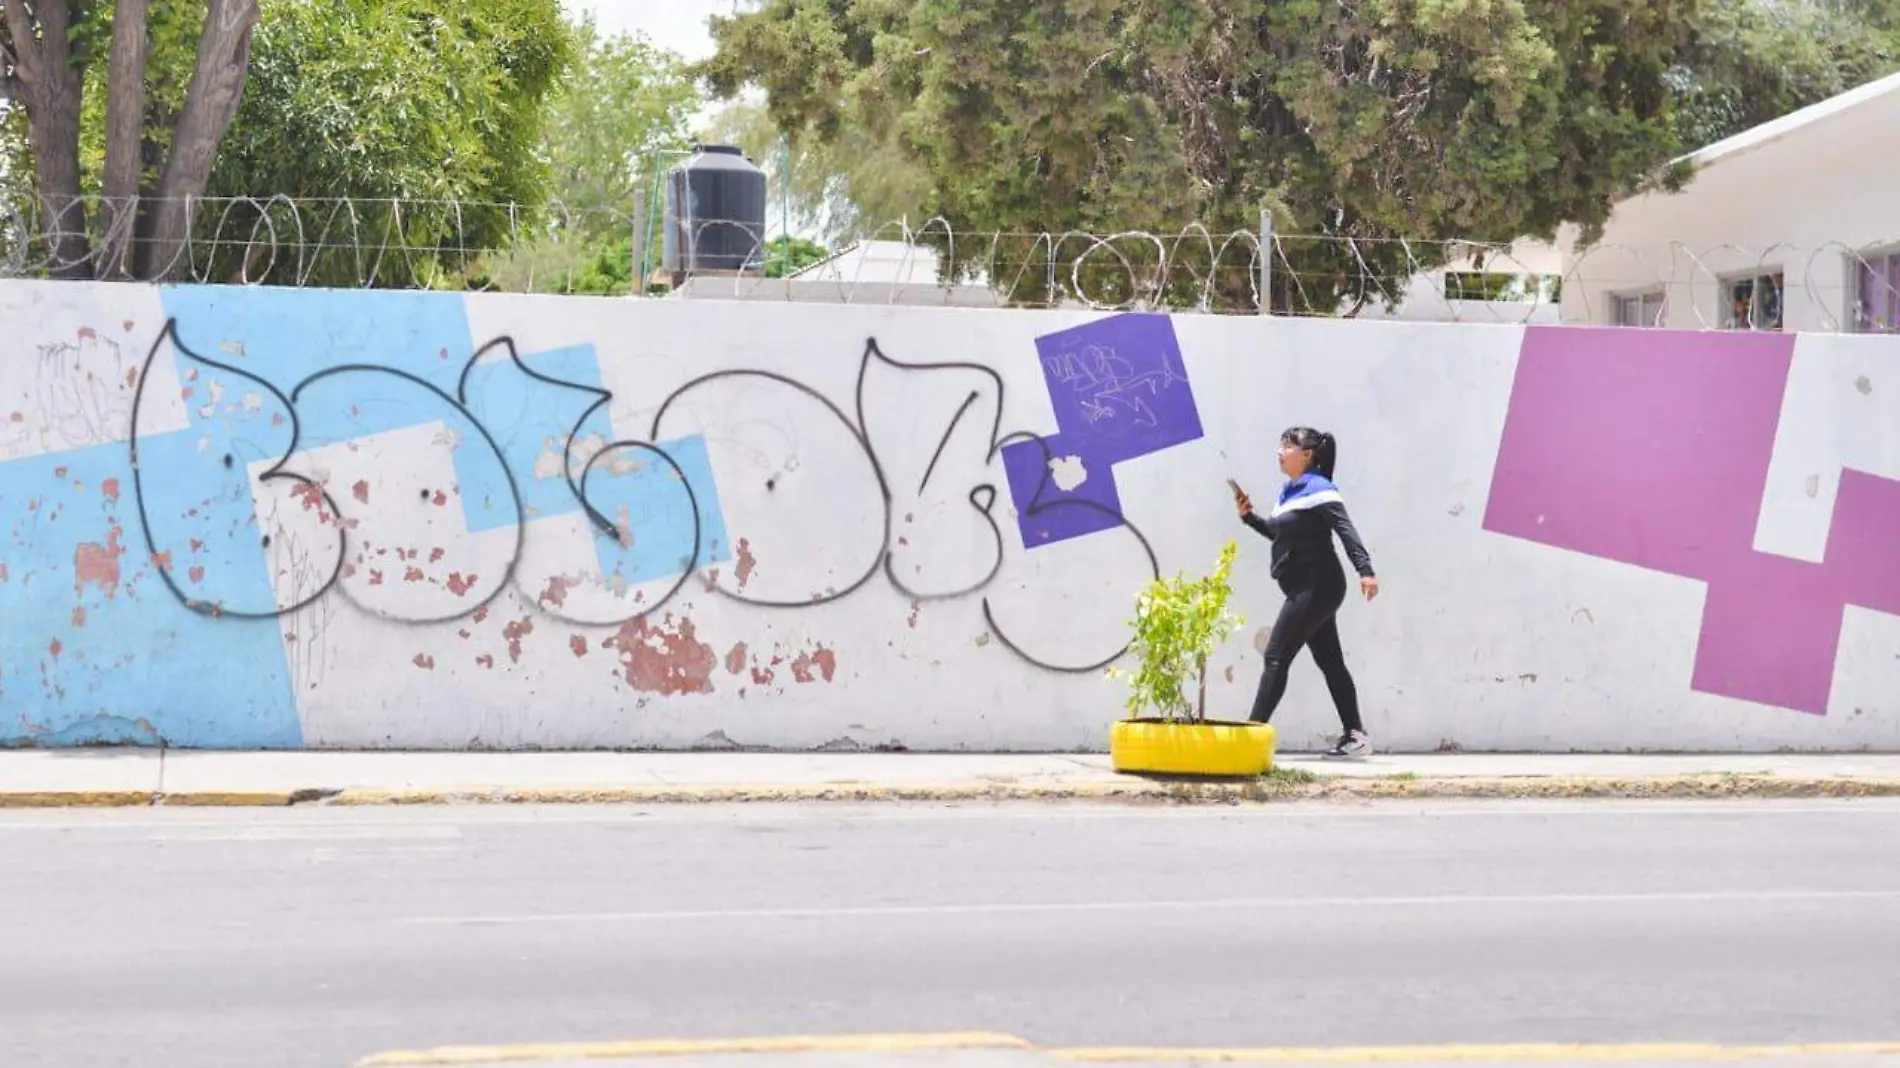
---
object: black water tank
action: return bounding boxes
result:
[662,144,767,276]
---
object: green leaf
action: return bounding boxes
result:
[1113,540,1244,723]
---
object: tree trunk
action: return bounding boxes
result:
[3,0,91,278]
[99,0,152,279]
[136,0,259,280]
[1196,659,1207,723]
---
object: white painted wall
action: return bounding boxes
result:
[1561,76,1900,332]
[6,280,1900,752]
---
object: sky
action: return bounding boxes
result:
[563,0,738,61]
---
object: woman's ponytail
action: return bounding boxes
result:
[1313,431,1338,480]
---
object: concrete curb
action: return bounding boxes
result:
[0,788,334,809]
[350,1035,1900,1066]
[355,1032,1031,1065]
[10,774,1900,809]
[1050,1042,1900,1063]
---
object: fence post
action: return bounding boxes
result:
[631,189,647,298]
[1258,209,1273,315]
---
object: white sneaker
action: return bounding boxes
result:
[1322,731,1371,759]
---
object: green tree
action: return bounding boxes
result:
[1670,0,1900,149]
[480,17,700,295]
[696,0,1898,314]
[206,0,572,288]
[547,16,697,223]
[3,0,572,285]
[4,0,265,278]
[702,97,931,246]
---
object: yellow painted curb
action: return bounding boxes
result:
[0,791,154,809]
[355,1030,1033,1065]
[160,790,304,807]
[1053,1041,1900,1062]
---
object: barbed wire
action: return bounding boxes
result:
[3,194,1898,332]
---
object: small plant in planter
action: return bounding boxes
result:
[1106,540,1276,777]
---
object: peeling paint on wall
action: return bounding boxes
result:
[789,647,839,684]
[604,616,717,695]
[73,526,125,597]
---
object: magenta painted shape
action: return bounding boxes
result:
[1690,553,1839,715]
[1828,470,1900,618]
[1486,325,1900,716]
[1483,326,1795,579]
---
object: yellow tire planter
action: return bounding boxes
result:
[1109,718,1277,778]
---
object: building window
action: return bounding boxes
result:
[1721,271,1783,331]
[1852,249,1900,333]
[1613,290,1665,328]
[1445,271,1561,304]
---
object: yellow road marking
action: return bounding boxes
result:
[355,1031,1034,1065]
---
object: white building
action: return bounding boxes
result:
[1561,71,1900,333]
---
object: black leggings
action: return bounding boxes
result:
[1248,568,1363,733]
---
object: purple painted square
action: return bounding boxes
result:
[1035,313,1203,460]
[1000,437,1123,546]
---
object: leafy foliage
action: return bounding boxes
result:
[1671,0,1900,150]
[3,0,573,283]
[204,0,572,287]
[545,16,699,229]
[697,0,1900,314]
[72,0,208,188]
[0,101,24,211]
[477,16,702,295]
[1444,270,1561,304]
[701,97,933,247]
[763,234,830,277]
[1111,540,1245,723]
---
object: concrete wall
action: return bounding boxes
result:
[1560,78,1900,332]
[5,280,1900,752]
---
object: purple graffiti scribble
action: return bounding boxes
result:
[1004,313,1203,546]
[1483,325,1900,715]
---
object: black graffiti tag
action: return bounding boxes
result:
[129,321,1159,672]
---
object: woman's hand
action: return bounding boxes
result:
[1235,491,1254,517]
[1361,576,1380,602]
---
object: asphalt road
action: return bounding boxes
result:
[5,799,1900,1068]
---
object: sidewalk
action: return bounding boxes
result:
[6,748,1900,807]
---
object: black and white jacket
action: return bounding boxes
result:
[1240,473,1375,583]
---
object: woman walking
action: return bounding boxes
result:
[1233,427,1379,758]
